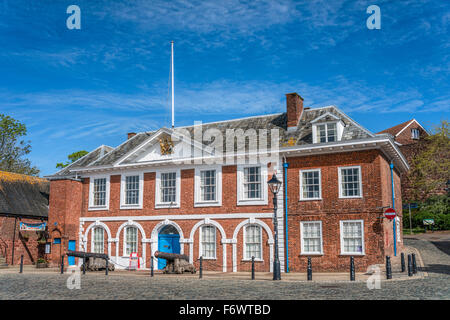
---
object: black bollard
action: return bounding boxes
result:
[386,256,392,280]
[105,259,108,276]
[307,257,312,281]
[151,256,154,277]
[199,256,203,279]
[412,253,417,274]
[350,256,355,281]
[60,255,64,274]
[251,256,255,280]
[19,255,24,273]
[407,254,413,277]
[401,253,405,273]
[82,254,86,275]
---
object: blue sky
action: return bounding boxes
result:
[0,0,448,176]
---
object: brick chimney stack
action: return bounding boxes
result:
[127,132,136,140]
[286,93,304,130]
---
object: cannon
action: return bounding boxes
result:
[66,250,114,272]
[154,251,196,274]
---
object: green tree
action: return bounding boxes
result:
[56,150,89,169]
[0,114,39,176]
[408,120,450,201]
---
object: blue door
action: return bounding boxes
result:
[68,240,76,266]
[158,233,180,269]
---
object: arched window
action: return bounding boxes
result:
[200,225,216,259]
[244,225,262,259]
[92,227,104,254]
[125,226,138,256]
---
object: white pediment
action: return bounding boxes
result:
[116,128,214,166]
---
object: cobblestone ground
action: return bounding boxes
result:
[0,237,448,300]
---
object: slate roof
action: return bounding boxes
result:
[47,106,376,177]
[52,145,114,177]
[0,171,49,219]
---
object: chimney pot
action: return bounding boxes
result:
[127,132,137,140]
[286,93,304,129]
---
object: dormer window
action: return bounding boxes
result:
[411,128,420,140]
[316,123,337,143]
[311,112,345,144]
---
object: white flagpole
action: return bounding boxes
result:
[171,41,175,129]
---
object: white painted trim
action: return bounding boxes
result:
[123,225,139,257]
[236,164,268,206]
[199,225,217,259]
[312,121,343,143]
[88,175,110,211]
[155,168,181,208]
[395,119,429,137]
[83,221,112,257]
[120,172,144,209]
[81,212,274,223]
[299,168,322,201]
[339,219,365,255]
[300,221,323,255]
[243,224,263,261]
[194,165,222,207]
[338,165,363,199]
[115,220,147,268]
[310,112,341,123]
[188,219,227,271]
[150,219,185,259]
[232,218,274,272]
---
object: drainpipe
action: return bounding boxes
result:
[283,156,289,273]
[390,162,397,257]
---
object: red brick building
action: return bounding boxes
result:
[46,93,409,272]
[378,119,430,201]
[0,171,49,266]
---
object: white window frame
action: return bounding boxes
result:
[237,164,268,206]
[411,128,420,140]
[194,166,222,207]
[91,227,104,254]
[299,169,322,201]
[339,220,365,255]
[243,224,263,261]
[338,165,363,199]
[120,172,144,209]
[155,169,181,208]
[88,175,110,211]
[123,226,138,256]
[199,225,217,259]
[312,121,344,143]
[300,221,323,255]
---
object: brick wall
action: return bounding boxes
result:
[47,149,404,272]
[0,216,46,265]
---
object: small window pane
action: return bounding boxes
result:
[244,167,261,199]
[342,221,363,254]
[200,170,216,201]
[125,175,139,205]
[93,227,104,254]
[340,168,361,197]
[161,172,177,203]
[301,170,320,199]
[201,226,216,258]
[125,227,138,256]
[302,222,322,254]
[93,178,106,206]
[245,225,261,259]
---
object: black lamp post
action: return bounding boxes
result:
[268,173,282,280]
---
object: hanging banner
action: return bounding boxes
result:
[20,222,47,231]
